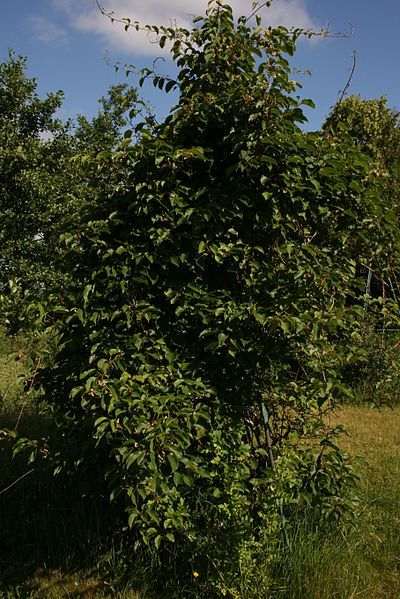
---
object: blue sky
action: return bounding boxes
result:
[1,1,399,130]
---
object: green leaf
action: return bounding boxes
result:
[167,454,179,473]
[165,80,176,93]
[154,535,163,549]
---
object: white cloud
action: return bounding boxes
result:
[31,15,68,45]
[53,0,319,56]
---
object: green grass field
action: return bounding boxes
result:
[0,334,399,598]
[275,406,400,599]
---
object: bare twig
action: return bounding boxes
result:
[0,468,35,496]
[337,50,357,104]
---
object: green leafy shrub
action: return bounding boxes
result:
[16,0,399,591]
[323,95,400,407]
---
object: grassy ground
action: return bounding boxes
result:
[332,406,400,598]
[0,331,25,414]
[0,333,399,597]
[276,406,400,599]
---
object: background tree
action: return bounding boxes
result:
[323,96,400,403]
[0,51,137,328]
[323,95,400,245]
[0,52,66,292]
[324,95,400,175]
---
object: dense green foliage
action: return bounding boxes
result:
[2,2,400,596]
[324,95,400,267]
[2,334,400,597]
[0,53,66,297]
[324,96,400,404]
[27,0,394,560]
[324,95,400,179]
[0,51,137,329]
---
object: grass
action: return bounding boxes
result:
[0,331,25,414]
[275,405,400,599]
[0,331,399,597]
[0,570,139,598]
[331,405,400,597]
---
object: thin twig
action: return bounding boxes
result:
[337,50,357,104]
[298,22,355,40]
[95,0,158,33]
[0,468,35,496]
[245,1,273,24]
[96,0,353,42]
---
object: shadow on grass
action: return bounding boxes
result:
[0,409,118,594]
[0,410,216,598]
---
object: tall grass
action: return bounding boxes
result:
[274,406,400,599]
[0,329,25,414]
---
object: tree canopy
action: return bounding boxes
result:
[0,51,137,328]
[33,0,391,545]
[324,94,400,247]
